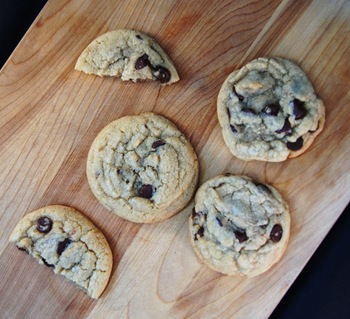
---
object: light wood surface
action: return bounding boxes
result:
[1,0,349,318]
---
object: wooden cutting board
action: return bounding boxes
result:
[1,0,349,318]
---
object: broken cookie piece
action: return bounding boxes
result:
[75,29,179,85]
[189,175,290,277]
[9,205,113,298]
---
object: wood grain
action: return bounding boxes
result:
[0,0,349,318]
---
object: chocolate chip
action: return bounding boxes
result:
[234,229,248,243]
[262,103,280,116]
[135,54,150,70]
[232,86,244,101]
[255,183,271,194]
[138,184,154,199]
[191,208,197,220]
[291,99,307,120]
[227,107,231,118]
[42,258,54,268]
[57,238,71,256]
[242,108,256,115]
[286,137,303,151]
[37,216,53,234]
[136,35,143,40]
[230,125,237,133]
[270,224,283,242]
[152,140,165,149]
[152,66,171,83]
[275,118,292,134]
[216,218,223,227]
[194,227,204,240]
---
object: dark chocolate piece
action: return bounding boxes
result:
[138,184,154,199]
[37,217,53,234]
[270,224,283,242]
[57,238,71,256]
[286,137,303,151]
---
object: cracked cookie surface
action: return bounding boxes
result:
[190,175,290,277]
[87,113,199,223]
[75,29,179,85]
[9,205,113,298]
[217,57,325,161]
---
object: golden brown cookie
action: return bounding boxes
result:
[87,113,199,223]
[9,205,113,298]
[190,175,290,277]
[217,57,325,161]
[76,29,179,85]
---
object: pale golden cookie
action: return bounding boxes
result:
[190,175,290,277]
[87,113,199,223]
[9,205,113,299]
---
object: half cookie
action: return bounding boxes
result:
[217,57,325,161]
[9,205,113,299]
[75,29,179,85]
[190,175,290,277]
[87,113,199,223]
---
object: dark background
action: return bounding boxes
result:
[0,1,349,318]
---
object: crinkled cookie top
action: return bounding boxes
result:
[190,175,290,277]
[217,57,325,161]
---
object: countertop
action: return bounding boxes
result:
[0,1,349,318]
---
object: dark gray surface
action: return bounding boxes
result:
[1,1,349,318]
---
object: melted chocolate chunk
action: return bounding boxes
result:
[194,227,204,240]
[256,183,271,194]
[216,218,223,227]
[242,108,256,115]
[42,258,54,268]
[152,140,165,149]
[275,118,292,134]
[230,125,237,133]
[234,229,248,243]
[262,103,280,116]
[138,184,154,199]
[232,86,244,101]
[287,137,303,151]
[227,107,231,118]
[37,217,53,234]
[152,66,171,83]
[135,54,150,70]
[291,99,307,120]
[270,224,283,242]
[57,238,71,256]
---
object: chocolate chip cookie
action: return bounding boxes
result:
[75,29,179,85]
[217,57,325,161]
[87,113,199,223]
[9,205,113,298]
[190,175,290,277]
